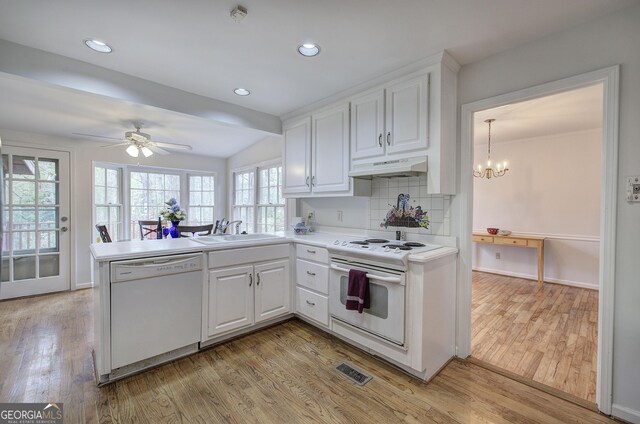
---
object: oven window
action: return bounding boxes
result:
[339,276,389,319]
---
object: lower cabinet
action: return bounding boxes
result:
[207,259,290,338]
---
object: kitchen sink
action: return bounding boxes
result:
[192,233,284,244]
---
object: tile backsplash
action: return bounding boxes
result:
[369,176,451,236]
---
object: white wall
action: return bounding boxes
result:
[473,129,601,288]
[457,3,640,418]
[0,129,227,288]
[226,135,283,170]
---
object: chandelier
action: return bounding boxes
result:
[474,118,508,179]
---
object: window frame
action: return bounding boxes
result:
[92,162,217,241]
[230,159,286,234]
[92,164,124,241]
[256,164,285,233]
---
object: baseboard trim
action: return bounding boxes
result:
[472,266,599,290]
[612,404,640,423]
[74,282,94,290]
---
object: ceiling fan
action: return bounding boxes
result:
[72,124,192,158]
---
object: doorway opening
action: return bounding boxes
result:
[469,84,603,404]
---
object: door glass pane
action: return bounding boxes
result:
[13,256,36,280]
[1,233,9,254]
[39,207,58,230]
[39,231,58,252]
[12,156,36,180]
[38,182,58,205]
[39,255,60,278]
[13,231,36,253]
[13,180,36,204]
[12,207,36,231]
[38,159,58,181]
[1,258,8,282]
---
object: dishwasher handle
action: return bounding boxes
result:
[111,254,202,283]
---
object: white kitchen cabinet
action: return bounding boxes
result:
[312,103,350,193]
[385,74,429,155]
[283,116,312,195]
[283,103,371,198]
[350,75,428,161]
[294,243,330,327]
[255,259,291,323]
[207,265,254,337]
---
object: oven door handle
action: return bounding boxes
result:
[330,264,403,284]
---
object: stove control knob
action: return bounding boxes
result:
[394,248,401,254]
[333,240,340,245]
[342,241,348,246]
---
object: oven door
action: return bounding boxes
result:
[329,260,405,346]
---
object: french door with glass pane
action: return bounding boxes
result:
[1,147,70,299]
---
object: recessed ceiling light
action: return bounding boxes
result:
[84,39,113,53]
[234,88,251,96]
[298,43,320,57]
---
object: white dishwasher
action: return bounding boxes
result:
[110,253,203,370]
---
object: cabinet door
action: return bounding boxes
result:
[350,89,385,160]
[283,117,312,195]
[385,74,429,154]
[254,259,290,323]
[312,103,350,193]
[207,265,254,337]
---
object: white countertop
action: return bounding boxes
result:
[90,230,457,263]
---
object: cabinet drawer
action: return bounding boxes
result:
[296,259,329,294]
[296,287,329,326]
[296,244,329,263]
[209,244,289,268]
[494,237,528,247]
[472,235,494,243]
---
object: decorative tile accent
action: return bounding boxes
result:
[368,176,451,236]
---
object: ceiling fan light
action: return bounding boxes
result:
[140,146,154,157]
[126,145,139,157]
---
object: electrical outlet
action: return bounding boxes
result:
[496,252,501,260]
[626,176,640,202]
[337,210,343,222]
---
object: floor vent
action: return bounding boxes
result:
[334,362,373,386]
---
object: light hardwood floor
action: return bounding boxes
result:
[0,289,613,423]
[472,271,598,404]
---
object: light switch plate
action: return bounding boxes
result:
[626,176,640,202]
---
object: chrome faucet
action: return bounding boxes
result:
[219,220,242,234]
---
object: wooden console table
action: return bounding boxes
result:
[472,233,546,287]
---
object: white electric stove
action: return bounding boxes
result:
[327,237,442,270]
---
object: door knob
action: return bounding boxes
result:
[61,216,68,222]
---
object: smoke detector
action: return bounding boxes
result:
[230,5,247,23]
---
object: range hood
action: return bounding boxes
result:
[349,157,427,179]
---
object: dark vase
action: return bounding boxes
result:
[169,221,181,238]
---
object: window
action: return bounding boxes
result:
[188,175,215,224]
[257,165,285,232]
[232,170,255,233]
[130,171,181,236]
[232,164,285,234]
[94,166,122,241]
[92,163,216,240]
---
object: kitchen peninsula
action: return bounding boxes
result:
[91,232,457,385]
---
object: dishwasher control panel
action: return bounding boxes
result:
[111,253,203,283]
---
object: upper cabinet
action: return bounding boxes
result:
[283,102,370,198]
[351,74,429,160]
[283,51,458,196]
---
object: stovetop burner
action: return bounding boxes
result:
[350,241,369,245]
[365,238,389,244]
[404,242,425,247]
[382,244,413,251]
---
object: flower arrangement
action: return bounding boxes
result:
[160,198,186,222]
[381,194,429,229]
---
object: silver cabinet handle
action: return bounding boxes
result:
[386,132,391,146]
[306,249,316,254]
[311,176,315,186]
[306,176,310,186]
[249,274,253,287]
[61,227,69,232]
[257,273,260,286]
[306,271,316,276]
[306,300,316,306]
[378,134,382,147]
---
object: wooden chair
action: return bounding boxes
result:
[178,224,214,237]
[138,220,160,240]
[95,225,112,243]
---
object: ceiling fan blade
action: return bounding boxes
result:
[72,132,123,141]
[100,142,130,148]
[148,145,170,155]
[152,141,192,151]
